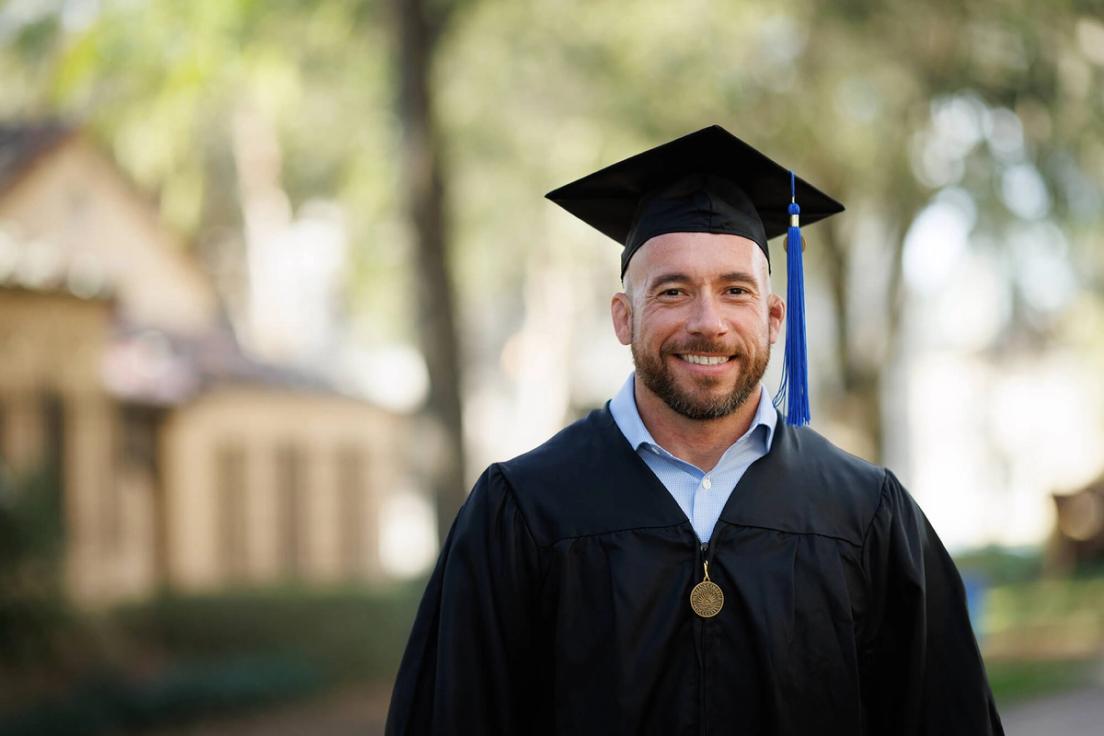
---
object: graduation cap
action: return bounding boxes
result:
[545,124,845,426]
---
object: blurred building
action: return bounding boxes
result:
[1048,475,1104,574]
[0,123,408,606]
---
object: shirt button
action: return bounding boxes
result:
[702,477,712,490]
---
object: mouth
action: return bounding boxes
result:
[675,353,734,366]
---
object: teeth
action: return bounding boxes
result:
[681,354,729,366]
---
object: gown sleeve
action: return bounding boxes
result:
[859,470,1004,735]
[385,464,544,736]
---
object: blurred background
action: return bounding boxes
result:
[1,0,1102,733]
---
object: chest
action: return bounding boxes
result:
[536,522,868,733]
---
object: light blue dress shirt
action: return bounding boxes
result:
[608,373,777,543]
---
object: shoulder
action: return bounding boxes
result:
[782,423,887,491]
[788,423,891,539]
[491,406,687,545]
[724,422,890,547]
[499,408,612,482]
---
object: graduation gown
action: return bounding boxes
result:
[386,406,1004,735]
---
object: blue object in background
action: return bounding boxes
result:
[962,572,989,643]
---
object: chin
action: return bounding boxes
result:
[677,371,736,392]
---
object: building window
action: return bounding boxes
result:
[215,443,248,582]
[120,405,160,475]
[0,394,8,476]
[0,393,7,468]
[117,404,162,555]
[42,391,65,483]
[276,442,306,580]
[337,446,366,579]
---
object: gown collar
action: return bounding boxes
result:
[595,396,795,533]
[608,372,778,464]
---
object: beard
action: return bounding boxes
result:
[631,336,770,421]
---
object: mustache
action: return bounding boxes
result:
[663,340,743,357]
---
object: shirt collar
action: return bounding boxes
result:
[609,372,778,454]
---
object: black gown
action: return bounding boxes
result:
[386,406,1004,735]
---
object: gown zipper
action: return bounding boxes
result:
[697,538,715,736]
[695,537,707,736]
[697,534,724,735]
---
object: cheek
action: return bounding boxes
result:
[635,309,676,345]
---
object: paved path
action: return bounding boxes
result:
[140,684,389,736]
[143,682,1104,736]
[1000,686,1104,736]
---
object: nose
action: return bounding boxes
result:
[685,292,727,338]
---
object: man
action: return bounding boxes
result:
[386,126,1004,735]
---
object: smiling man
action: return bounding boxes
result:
[612,230,782,475]
[386,126,1004,735]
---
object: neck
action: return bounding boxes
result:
[633,379,761,472]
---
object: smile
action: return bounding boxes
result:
[677,354,732,366]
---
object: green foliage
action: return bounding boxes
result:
[2,0,409,338]
[8,16,60,63]
[0,466,63,562]
[5,0,1103,355]
[954,545,1045,587]
[0,584,423,734]
[110,583,425,681]
[3,0,1103,538]
[0,466,71,668]
[986,574,1104,635]
[435,0,1104,389]
[975,571,1104,706]
[0,655,323,736]
[986,658,1098,706]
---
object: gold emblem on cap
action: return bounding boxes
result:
[690,560,724,618]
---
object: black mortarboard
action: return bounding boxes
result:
[544,124,844,276]
[545,124,846,427]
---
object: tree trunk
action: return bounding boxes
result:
[819,218,880,462]
[391,0,467,542]
[818,196,915,466]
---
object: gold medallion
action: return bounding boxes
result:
[690,561,724,618]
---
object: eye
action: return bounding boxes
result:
[726,286,749,296]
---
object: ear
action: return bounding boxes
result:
[767,292,785,345]
[611,292,633,346]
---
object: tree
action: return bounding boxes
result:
[6,0,1101,530]
[389,0,472,537]
[3,0,471,536]
[433,0,1104,463]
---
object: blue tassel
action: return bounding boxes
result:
[774,171,811,426]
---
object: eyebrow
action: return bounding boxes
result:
[648,272,692,289]
[648,271,759,289]
[717,271,759,285]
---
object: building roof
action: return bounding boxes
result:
[1,120,370,409]
[0,122,73,195]
[103,320,344,407]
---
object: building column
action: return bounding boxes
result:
[62,391,115,606]
[247,438,279,584]
[3,390,46,474]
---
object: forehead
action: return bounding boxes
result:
[627,232,768,285]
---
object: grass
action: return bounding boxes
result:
[3,542,1102,730]
[108,582,426,681]
[975,571,1104,706]
[986,658,1099,706]
[0,582,426,736]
